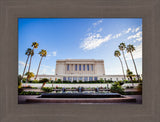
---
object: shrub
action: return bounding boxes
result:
[100,78,104,83]
[18,75,22,88]
[42,87,53,92]
[39,78,49,83]
[32,80,39,83]
[117,81,124,86]
[28,80,33,83]
[22,78,26,83]
[110,82,124,94]
[19,91,41,95]
[54,79,62,83]
[73,80,77,83]
[137,83,142,92]
[79,80,83,83]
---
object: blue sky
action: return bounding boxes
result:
[18,18,142,75]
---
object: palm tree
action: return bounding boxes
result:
[119,43,129,70]
[25,72,35,81]
[32,42,39,50]
[114,50,126,80]
[126,69,135,86]
[22,48,32,79]
[26,49,34,82]
[26,42,39,82]
[126,44,140,82]
[35,49,47,80]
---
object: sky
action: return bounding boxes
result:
[18,18,142,75]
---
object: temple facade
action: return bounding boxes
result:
[55,59,105,81]
[32,59,140,82]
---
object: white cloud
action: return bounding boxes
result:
[19,61,26,67]
[47,54,51,57]
[80,33,112,50]
[112,33,122,39]
[97,28,103,32]
[127,31,142,40]
[135,26,140,32]
[126,43,142,60]
[80,25,142,51]
[125,28,132,33]
[93,19,103,27]
[136,37,142,41]
[38,65,55,75]
[52,51,56,56]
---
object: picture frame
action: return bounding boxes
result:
[0,0,159,121]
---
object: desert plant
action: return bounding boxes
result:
[110,82,124,94]
[42,87,53,92]
[39,78,49,89]
[25,72,34,81]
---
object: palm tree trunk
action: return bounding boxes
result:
[35,56,43,80]
[22,55,29,79]
[130,52,140,82]
[41,82,46,89]
[26,48,34,83]
[122,50,129,70]
[118,57,126,80]
[26,55,33,83]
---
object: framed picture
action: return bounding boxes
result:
[0,0,160,122]
[18,18,142,104]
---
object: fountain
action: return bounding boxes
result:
[95,87,99,92]
[78,87,82,92]
[62,88,66,93]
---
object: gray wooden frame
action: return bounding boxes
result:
[0,0,160,122]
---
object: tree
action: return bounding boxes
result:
[35,49,47,80]
[32,42,39,49]
[114,50,126,80]
[119,43,129,70]
[126,44,140,82]
[26,42,39,83]
[25,72,34,81]
[126,69,135,86]
[39,78,49,89]
[22,48,32,79]
[26,49,34,82]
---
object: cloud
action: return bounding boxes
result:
[93,19,103,27]
[52,51,56,56]
[81,25,142,51]
[112,33,122,39]
[80,33,112,50]
[47,54,51,57]
[97,28,103,32]
[126,43,142,60]
[38,65,55,75]
[19,61,27,67]
[135,26,140,32]
[125,28,132,33]
[127,31,142,40]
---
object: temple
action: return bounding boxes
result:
[55,59,105,81]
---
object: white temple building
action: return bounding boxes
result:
[34,59,129,82]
